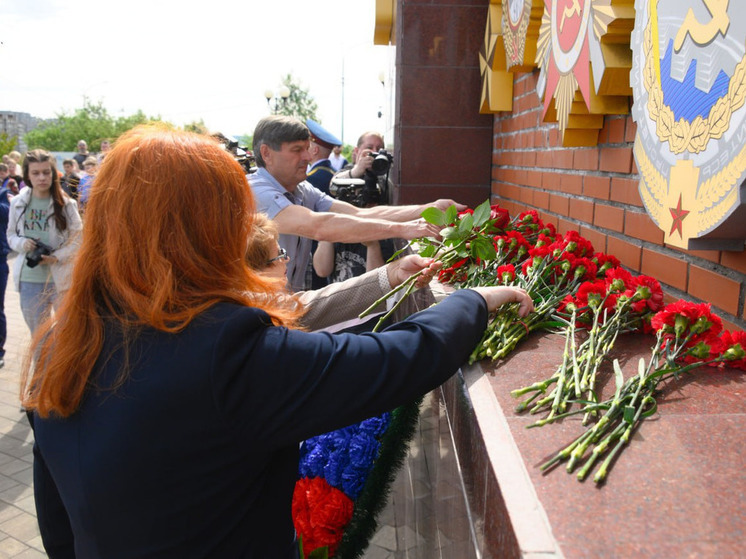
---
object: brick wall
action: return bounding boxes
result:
[492,72,746,331]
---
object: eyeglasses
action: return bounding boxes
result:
[266,247,289,265]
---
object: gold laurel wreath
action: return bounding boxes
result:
[633,139,667,224]
[643,14,746,155]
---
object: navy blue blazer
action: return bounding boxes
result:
[32,290,487,558]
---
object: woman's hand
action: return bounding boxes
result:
[385,255,442,289]
[471,286,534,317]
[23,239,37,252]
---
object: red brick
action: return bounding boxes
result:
[607,236,642,271]
[525,170,543,187]
[625,118,637,143]
[536,150,553,168]
[624,210,664,245]
[521,151,537,167]
[610,177,643,207]
[666,244,720,265]
[574,148,599,170]
[608,117,626,144]
[583,176,610,200]
[687,264,741,316]
[549,193,570,216]
[599,146,633,173]
[548,128,561,147]
[542,212,559,229]
[553,149,574,169]
[535,130,547,147]
[560,174,583,195]
[641,248,688,291]
[557,218,578,236]
[542,171,562,191]
[593,203,625,233]
[598,119,610,144]
[579,226,607,254]
[569,198,594,224]
[720,249,746,275]
[533,190,550,210]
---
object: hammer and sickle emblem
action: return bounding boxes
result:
[560,0,581,32]
[674,0,730,52]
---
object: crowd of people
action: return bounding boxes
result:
[4,123,531,558]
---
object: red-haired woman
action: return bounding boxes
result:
[23,125,532,558]
[7,149,82,334]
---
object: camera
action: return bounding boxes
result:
[25,239,54,268]
[214,133,257,174]
[368,149,393,177]
[329,178,385,208]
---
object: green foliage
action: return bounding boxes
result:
[183,119,209,135]
[0,133,17,155]
[24,98,161,152]
[275,74,319,122]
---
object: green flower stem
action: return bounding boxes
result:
[371,279,418,333]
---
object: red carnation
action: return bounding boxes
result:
[496,264,516,284]
[293,477,354,558]
[718,330,746,370]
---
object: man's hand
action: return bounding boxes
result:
[471,286,534,316]
[350,148,376,179]
[430,199,467,212]
[397,218,441,240]
[385,255,442,289]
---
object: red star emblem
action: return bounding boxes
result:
[669,194,690,237]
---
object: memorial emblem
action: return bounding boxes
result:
[536,1,634,145]
[503,0,543,71]
[631,0,746,249]
[480,2,514,113]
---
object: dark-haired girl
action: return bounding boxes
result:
[7,149,82,333]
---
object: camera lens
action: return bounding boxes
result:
[371,154,390,175]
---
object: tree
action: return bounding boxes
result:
[275,74,318,122]
[24,98,160,152]
[0,132,17,155]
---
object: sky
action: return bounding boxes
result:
[1,0,396,145]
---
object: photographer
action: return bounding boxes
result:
[332,131,388,182]
[250,116,464,292]
[7,150,82,334]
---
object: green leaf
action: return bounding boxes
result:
[623,405,636,425]
[308,546,329,559]
[445,204,458,226]
[421,207,446,226]
[471,236,497,260]
[472,199,492,227]
[418,244,437,258]
[440,226,459,240]
[458,213,474,234]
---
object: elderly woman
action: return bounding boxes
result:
[23,126,532,558]
[247,211,430,331]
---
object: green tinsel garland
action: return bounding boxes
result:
[334,396,424,559]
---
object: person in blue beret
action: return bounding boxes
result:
[305,118,339,196]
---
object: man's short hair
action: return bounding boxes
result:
[63,159,74,167]
[356,131,384,148]
[252,116,309,168]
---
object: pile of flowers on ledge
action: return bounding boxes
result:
[292,200,746,558]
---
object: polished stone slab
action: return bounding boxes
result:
[462,332,746,558]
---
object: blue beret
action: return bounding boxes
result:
[306,119,342,149]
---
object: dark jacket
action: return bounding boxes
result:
[32,290,487,558]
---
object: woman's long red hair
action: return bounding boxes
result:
[21,125,301,417]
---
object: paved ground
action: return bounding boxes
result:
[0,255,45,558]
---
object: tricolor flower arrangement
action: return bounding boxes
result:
[293,200,746,556]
